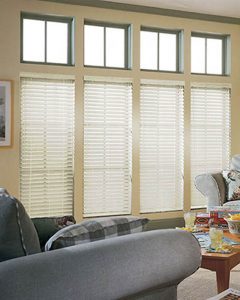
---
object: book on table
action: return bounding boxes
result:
[193,232,240,251]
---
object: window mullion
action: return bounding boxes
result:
[205,38,207,74]
[104,26,106,67]
[157,33,160,71]
[45,21,47,63]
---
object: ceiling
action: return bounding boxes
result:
[97,0,240,18]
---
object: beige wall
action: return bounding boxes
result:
[1,0,240,221]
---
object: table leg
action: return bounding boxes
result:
[216,261,230,293]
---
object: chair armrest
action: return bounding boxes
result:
[195,173,226,211]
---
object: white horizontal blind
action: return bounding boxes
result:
[140,83,184,212]
[84,80,132,217]
[191,86,230,207]
[20,77,75,217]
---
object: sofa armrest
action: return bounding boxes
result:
[195,173,226,211]
[0,229,201,300]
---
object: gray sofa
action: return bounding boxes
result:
[0,229,201,300]
[195,154,240,211]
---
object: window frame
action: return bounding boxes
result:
[84,20,131,69]
[191,32,229,76]
[20,12,74,66]
[140,26,183,73]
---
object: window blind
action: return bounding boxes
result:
[20,77,75,217]
[191,86,230,207]
[84,80,132,217]
[140,83,184,212]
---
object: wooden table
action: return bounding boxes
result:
[201,231,240,293]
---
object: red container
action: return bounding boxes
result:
[195,213,210,226]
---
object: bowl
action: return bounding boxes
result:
[224,218,240,235]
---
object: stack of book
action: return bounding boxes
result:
[195,207,240,228]
[209,206,240,228]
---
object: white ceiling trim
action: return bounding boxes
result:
[98,0,240,18]
[40,0,240,23]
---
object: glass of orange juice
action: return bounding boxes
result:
[184,212,196,229]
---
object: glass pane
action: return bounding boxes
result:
[47,22,68,64]
[84,25,104,66]
[207,38,222,74]
[191,36,205,73]
[159,33,177,71]
[140,31,158,70]
[23,19,45,62]
[106,27,125,68]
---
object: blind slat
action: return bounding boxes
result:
[140,83,184,213]
[84,80,132,217]
[20,77,75,217]
[191,86,230,208]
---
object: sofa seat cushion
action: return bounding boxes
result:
[45,216,149,251]
[0,192,41,262]
[222,170,240,201]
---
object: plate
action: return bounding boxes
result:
[176,227,203,233]
[205,247,232,254]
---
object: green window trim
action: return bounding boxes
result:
[21,12,74,66]
[84,20,131,69]
[191,32,230,76]
[140,26,183,73]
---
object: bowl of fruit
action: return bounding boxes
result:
[224,214,240,235]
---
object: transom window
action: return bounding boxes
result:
[84,21,131,69]
[191,33,229,75]
[21,13,74,65]
[140,27,182,72]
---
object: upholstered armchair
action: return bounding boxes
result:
[195,154,240,211]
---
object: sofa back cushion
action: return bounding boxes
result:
[0,193,41,262]
[231,155,240,171]
[45,216,149,251]
[32,216,76,250]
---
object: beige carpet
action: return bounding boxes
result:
[178,264,240,300]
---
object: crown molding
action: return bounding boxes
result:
[39,0,240,24]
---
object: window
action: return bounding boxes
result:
[140,27,182,72]
[84,21,130,68]
[21,13,74,65]
[84,79,132,216]
[191,85,230,207]
[20,77,75,217]
[140,82,184,212]
[191,33,229,75]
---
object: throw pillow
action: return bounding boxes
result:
[0,192,41,262]
[32,216,76,250]
[45,216,149,251]
[222,170,240,201]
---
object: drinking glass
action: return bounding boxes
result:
[209,227,223,249]
[184,212,196,229]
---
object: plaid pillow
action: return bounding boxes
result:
[45,216,149,251]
